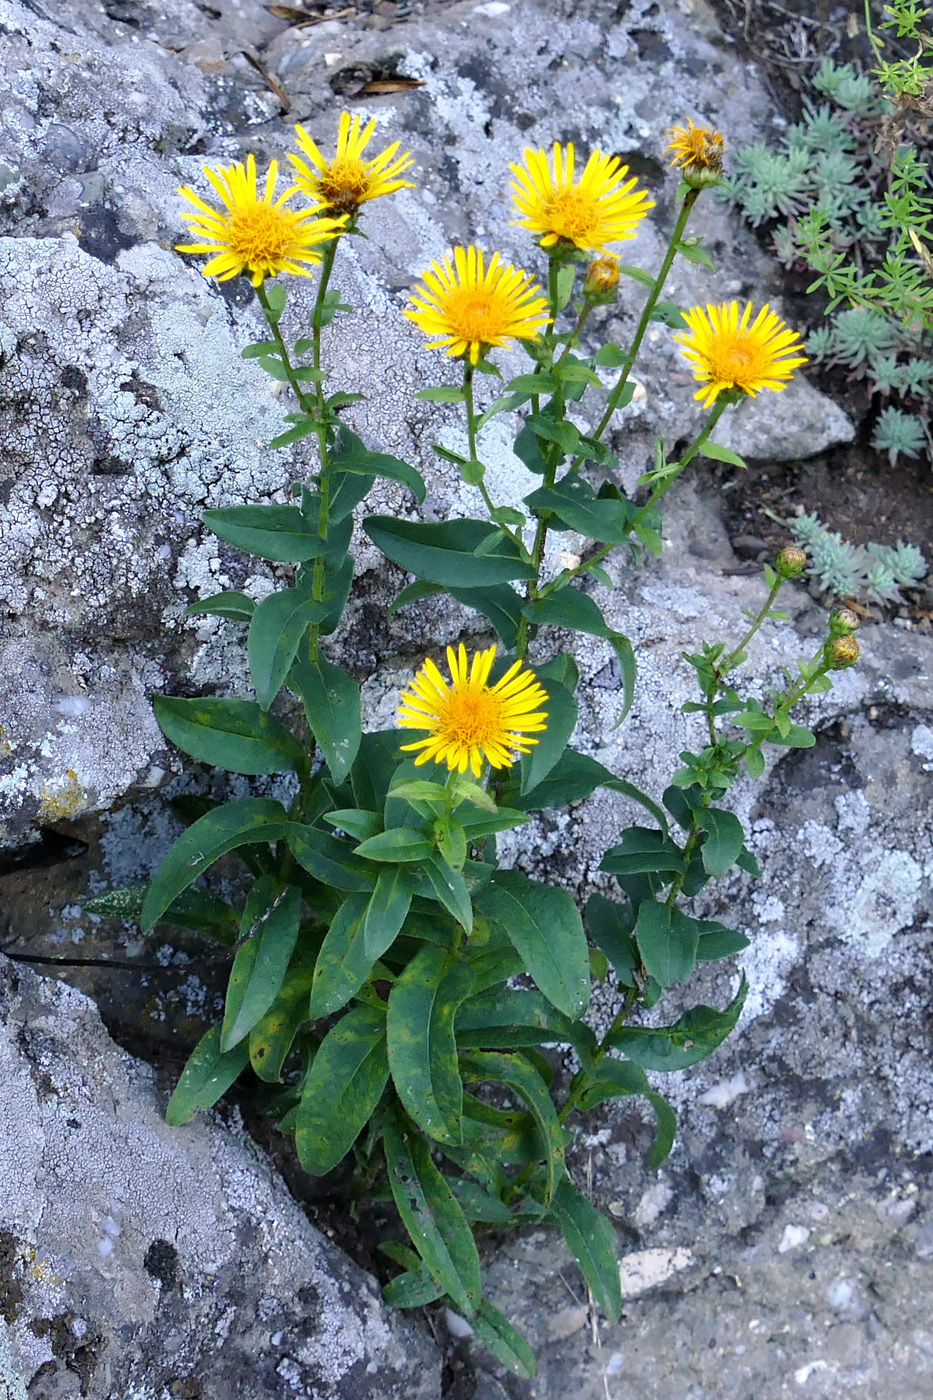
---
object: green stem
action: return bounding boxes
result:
[255,279,317,418]
[308,238,340,659]
[539,396,732,598]
[581,188,699,461]
[463,363,524,553]
[558,986,638,1124]
[721,576,784,677]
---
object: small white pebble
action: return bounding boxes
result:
[444,1308,474,1339]
[778,1224,810,1254]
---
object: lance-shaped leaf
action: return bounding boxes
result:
[202,504,327,562]
[459,1050,566,1209]
[364,515,536,586]
[247,586,326,710]
[525,475,634,543]
[249,954,316,1082]
[363,866,413,961]
[308,893,373,1019]
[470,1300,536,1380]
[383,1110,482,1316]
[331,425,426,503]
[697,806,746,877]
[288,653,361,784]
[634,900,699,987]
[153,696,304,776]
[141,798,289,930]
[519,679,577,795]
[476,871,589,1018]
[607,977,748,1071]
[220,884,302,1051]
[165,1025,250,1126]
[388,946,474,1144]
[295,1004,389,1175]
[287,825,376,892]
[549,1178,622,1322]
[523,590,636,720]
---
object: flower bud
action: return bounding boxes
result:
[825,635,860,670]
[829,607,859,636]
[584,255,620,301]
[774,544,807,579]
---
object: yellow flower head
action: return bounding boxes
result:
[177,154,347,287]
[510,142,655,253]
[288,112,415,217]
[673,301,808,408]
[398,644,549,778]
[665,118,726,186]
[405,246,549,366]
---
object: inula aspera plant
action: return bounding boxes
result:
[89,115,862,1374]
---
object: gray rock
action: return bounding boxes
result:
[714,371,856,461]
[0,956,441,1400]
[0,0,853,841]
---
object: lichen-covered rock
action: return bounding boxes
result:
[0,955,440,1400]
[0,0,853,843]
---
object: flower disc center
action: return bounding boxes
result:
[440,688,503,747]
[228,202,294,262]
[544,188,599,242]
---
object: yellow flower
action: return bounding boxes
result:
[288,112,415,217]
[510,142,654,253]
[398,644,549,778]
[673,301,808,407]
[405,246,549,365]
[177,154,346,288]
[665,118,726,186]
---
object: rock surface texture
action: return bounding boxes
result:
[1,1,931,1399]
[0,955,441,1400]
[0,0,855,843]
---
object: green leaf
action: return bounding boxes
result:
[308,892,373,1019]
[524,592,634,712]
[454,986,586,1051]
[221,884,302,1051]
[575,1054,650,1111]
[476,870,589,1019]
[593,342,633,366]
[153,696,304,776]
[185,591,255,622]
[607,977,748,1069]
[600,826,686,878]
[511,746,616,811]
[459,1050,566,1209]
[415,385,466,402]
[418,853,473,932]
[447,582,524,651]
[382,1266,444,1309]
[249,955,316,1082]
[87,884,239,942]
[316,552,354,636]
[470,1300,536,1380]
[296,1004,389,1175]
[585,893,638,988]
[288,654,361,784]
[247,585,325,710]
[328,470,375,523]
[268,415,319,450]
[604,778,669,835]
[141,798,289,930]
[202,505,327,563]
[555,263,577,310]
[525,414,580,455]
[363,866,413,961]
[695,920,750,961]
[634,900,698,987]
[383,1110,482,1316]
[649,300,685,328]
[525,477,633,543]
[448,1179,513,1224]
[700,441,746,468]
[324,808,382,842]
[364,516,535,586]
[674,238,715,270]
[164,1026,250,1126]
[263,282,286,322]
[351,729,406,811]
[698,807,746,876]
[331,426,426,504]
[388,946,474,1144]
[512,421,547,474]
[241,339,280,359]
[519,679,577,794]
[618,264,655,288]
[389,580,443,613]
[287,825,377,892]
[549,1179,621,1322]
[645,1091,677,1169]
[354,828,434,863]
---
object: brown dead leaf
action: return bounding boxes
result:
[241,50,291,112]
[359,77,425,94]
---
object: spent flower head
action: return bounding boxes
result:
[674,300,808,407]
[405,246,549,365]
[397,644,549,777]
[510,142,654,254]
[583,254,621,301]
[825,635,860,669]
[288,112,415,218]
[665,118,726,187]
[177,154,347,287]
[775,544,807,579]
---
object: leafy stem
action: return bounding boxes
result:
[463,363,525,554]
